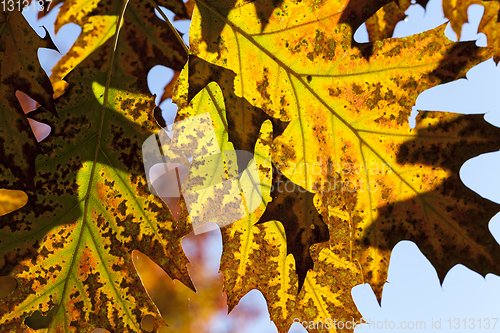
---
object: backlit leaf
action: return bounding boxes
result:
[50,0,189,96]
[222,189,363,333]
[176,61,362,332]
[364,0,411,41]
[172,64,272,234]
[442,0,500,63]
[360,111,500,284]
[188,0,499,330]
[3,0,500,331]
[0,67,193,332]
[0,189,28,216]
[363,0,432,42]
[0,10,57,187]
[133,249,195,332]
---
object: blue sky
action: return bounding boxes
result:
[23,1,500,332]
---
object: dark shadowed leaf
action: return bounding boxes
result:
[0,67,193,332]
[0,10,57,187]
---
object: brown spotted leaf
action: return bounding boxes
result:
[171,64,272,235]
[174,60,363,333]
[50,0,189,96]
[187,56,287,162]
[360,111,500,284]
[175,0,195,20]
[364,0,411,42]
[0,67,193,332]
[189,0,499,331]
[218,124,363,333]
[363,0,434,43]
[0,10,57,187]
[172,63,349,333]
[442,0,500,63]
[256,166,329,291]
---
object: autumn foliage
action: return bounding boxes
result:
[1,0,500,332]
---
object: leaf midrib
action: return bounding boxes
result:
[195,0,491,262]
[195,0,424,192]
[48,1,141,331]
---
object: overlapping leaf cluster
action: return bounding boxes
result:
[0,1,194,332]
[184,0,500,331]
[1,0,500,332]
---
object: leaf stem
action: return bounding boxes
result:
[84,2,129,204]
[89,0,130,187]
[147,0,189,56]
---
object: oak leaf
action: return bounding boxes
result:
[175,58,363,333]
[364,0,411,41]
[187,0,500,331]
[0,67,193,332]
[256,166,329,291]
[0,10,57,187]
[361,0,432,43]
[49,0,189,96]
[442,0,500,63]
